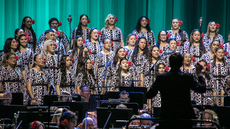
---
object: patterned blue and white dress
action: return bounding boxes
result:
[100,27,124,52]
[85,39,103,61]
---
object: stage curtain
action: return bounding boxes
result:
[1,0,229,50]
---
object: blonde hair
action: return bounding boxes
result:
[105,14,116,30]
[51,108,63,122]
[42,40,55,56]
[206,21,219,39]
[198,109,219,125]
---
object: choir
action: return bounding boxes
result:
[1,15,230,108]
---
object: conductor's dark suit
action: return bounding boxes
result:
[146,70,206,128]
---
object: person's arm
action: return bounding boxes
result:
[26,82,36,104]
[190,62,206,93]
[76,86,81,94]
[55,85,60,95]
[0,82,3,92]
[140,74,145,87]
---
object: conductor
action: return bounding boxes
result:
[146,53,206,129]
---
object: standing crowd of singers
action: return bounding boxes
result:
[1,14,230,108]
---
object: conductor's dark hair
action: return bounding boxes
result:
[169,53,183,69]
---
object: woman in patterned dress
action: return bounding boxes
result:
[85,28,103,61]
[151,62,168,108]
[156,30,169,51]
[128,36,148,78]
[103,47,137,90]
[203,21,225,45]
[67,35,84,61]
[162,38,177,66]
[195,60,213,105]
[140,46,162,88]
[26,54,51,105]
[132,16,156,47]
[42,40,60,93]
[180,53,196,75]
[21,16,37,51]
[123,34,136,56]
[167,18,189,52]
[0,52,24,93]
[181,29,210,66]
[94,38,115,90]
[14,28,24,41]
[17,34,34,79]
[100,14,124,52]
[0,38,18,64]
[112,58,137,90]
[75,58,96,94]
[56,55,75,95]
[210,47,230,106]
[223,31,230,61]
[200,40,221,64]
[71,14,91,46]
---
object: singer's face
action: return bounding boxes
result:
[24,18,32,28]
[120,59,129,70]
[192,31,201,43]
[83,48,89,58]
[128,35,136,46]
[7,55,17,66]
[81,16,88,26]
[169,40,176,50]
[117,48,125,59]
[16,29,24,38]
[172,19,179,30]
[48,42,55,54]
[19,36,27,47]
[200,61,206,73]
[85,59,92,70]
[66,56,72,68]
[211,41,220,53]
[215,49,224,60]
[91,29,99,40]
[34,55,44,67]
[158,64,165,74]
[45,32,55,40]
[108,16,115,25]
[103,39,111,50]
[77,37,83,47]
[140,17,147,28]
[10,39,17,50]
[183,54,191,65]
[151,47,159,58]
[160,31,167,41]
[49,20,58,30]
[209,22,217,32]
[138,39,146,50]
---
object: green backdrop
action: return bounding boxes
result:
[1,0,230,50]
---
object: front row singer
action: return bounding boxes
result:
[146,53,206,129]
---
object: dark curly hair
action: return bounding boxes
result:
[135,16,151,32]
[60,55,69,87]
[21,16,37,51]
[14,28,23,40]
[213,47,226,66]
[132,36,148,63]
[155,62,166,76]
[88,28,98,42]
[59,109,77,129]
[3,38,15,53]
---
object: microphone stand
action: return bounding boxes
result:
[102,61,111,96]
